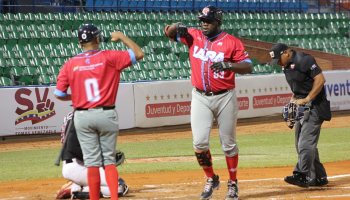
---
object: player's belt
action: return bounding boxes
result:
[196,88,228,96]
[76,105,115,111]
[65,159,73,163]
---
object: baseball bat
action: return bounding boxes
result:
[54,118,74,166]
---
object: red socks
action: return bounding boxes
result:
[226,154,239,181]
[201,150,215,178]
[87,167,101,200]
[105,164,119,200]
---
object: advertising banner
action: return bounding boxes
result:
[323,70,350,111]
[134,80,192,127]
[0,83,135,136]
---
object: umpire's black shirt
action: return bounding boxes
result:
[283,50,326,100]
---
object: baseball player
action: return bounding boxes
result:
[56,112,129,199]
[54,24,144,200]
[269,43,331,188]
[165,6,253,200]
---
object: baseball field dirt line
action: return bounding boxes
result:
[0,160,350,200]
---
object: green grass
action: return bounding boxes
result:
[1,127,349,182]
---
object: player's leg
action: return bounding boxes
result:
[97,109,119,200]
[74,111,102,200]
[215,89,239,200]
[286,109,323,187]
[191,89,219,199]
[309,147,328,186]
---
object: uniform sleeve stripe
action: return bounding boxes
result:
[127,49,137,65]
[239,59,252,63]
[177,33,182,43]
[54,89,67,97]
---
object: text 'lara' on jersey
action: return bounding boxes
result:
[54,49,137,109]
[177,28,251,92]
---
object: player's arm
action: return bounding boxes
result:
[165,22,188,42]
[229,61,253,74]
[210,60,253,74]
[54,90,72,101]
[296,73,326,106]
[111,31,144,61]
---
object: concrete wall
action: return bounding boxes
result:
[240,38,350,71]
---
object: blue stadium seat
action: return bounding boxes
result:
[301,1,308,12]
[120,0,129,11]
[153,0,161,12]
[194,0,202,11]
[228,1,237,12]
[177,0,186,12]
[112,0,119,11]
[129,0,138,12]
[86,0,94,11]
[170,0,177,12]
[145,0,153,12]
[137,0,146,12]
[185,0,194,12]
[104,0,113,11]
[95,0,103,11]
[161,0,170,12]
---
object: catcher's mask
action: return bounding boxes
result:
[282,102,310,129]
[78,24,103,43]
[198,6,223,25]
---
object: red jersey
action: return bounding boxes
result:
[180,28,251,92]
[55,50,132,109]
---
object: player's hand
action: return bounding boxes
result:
[210,62,233,73]
[176,22,189,36]
[111,31,125,42]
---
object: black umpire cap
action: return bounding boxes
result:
[269,43,289,65]
[198,5,223,23]
[78,24,101,43]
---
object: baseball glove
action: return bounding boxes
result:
[115,150,125,166]
[210,62,233,73]
[176,22,189,36]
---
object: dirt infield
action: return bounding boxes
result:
[1,114,350,200]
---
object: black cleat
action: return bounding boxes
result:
[225,179,238,200]
[284,173,309,188]
[309,177,329,186]
[200,174,220,199]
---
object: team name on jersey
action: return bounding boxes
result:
[192,45,224,62]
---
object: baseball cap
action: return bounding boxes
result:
[269,43,289,65]
[78,24,101,43]
[198,5,223,23]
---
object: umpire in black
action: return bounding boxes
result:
[269,43,331,188]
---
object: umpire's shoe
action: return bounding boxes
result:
[200,174,220,199]
[225,179,238,200]
[284,173,309,188]
[309,177,329,186]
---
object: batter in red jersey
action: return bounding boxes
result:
[54,24,144,200]
[165,6,253,200]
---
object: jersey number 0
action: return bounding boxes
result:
[85,78,101,102]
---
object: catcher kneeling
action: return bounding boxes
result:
[56,112,128,199]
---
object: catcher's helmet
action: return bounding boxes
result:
[78,24,101,43]
[198,6,223,23]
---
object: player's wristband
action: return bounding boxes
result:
[165,25,176,41]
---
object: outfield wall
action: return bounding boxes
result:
[0,70,349,136]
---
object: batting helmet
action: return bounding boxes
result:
[78,24,101,43]
[198,6,223,23]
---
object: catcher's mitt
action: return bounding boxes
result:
[115,150,125,166]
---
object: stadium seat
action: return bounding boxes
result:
[38,74,52,85]
[0,77,12,86]
[104,0,113,11]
